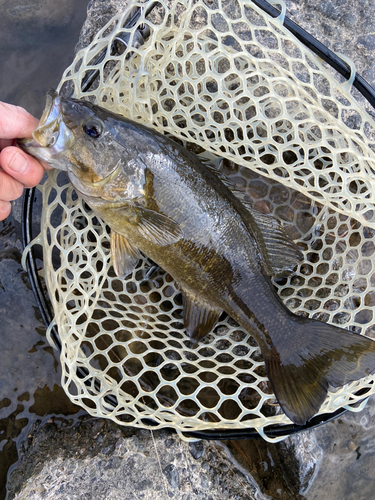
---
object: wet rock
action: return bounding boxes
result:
[223,430,322,499]
[76,0,129,51]
[0,0,88,116]
[0,0,77,32]
[7,418,262,500]
[284,0,375,119]
[302,398,375,500]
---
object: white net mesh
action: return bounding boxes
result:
[31,0,375,441]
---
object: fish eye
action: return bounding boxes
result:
[83,120,102,138]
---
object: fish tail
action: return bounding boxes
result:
[263,318,375,425]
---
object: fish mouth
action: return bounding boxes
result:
[32,89,68,149]
[19,89,75,159]
[17,91,58,150]
[39,89,58,128]
[17,89,76,171]
[16,91,56,151]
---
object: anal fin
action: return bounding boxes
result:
[183,292,221,341]
[111,230,140,278]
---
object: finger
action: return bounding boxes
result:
[0,102,39,140]
[0,170,24,201]
[0,200,11,221]
[0,147,47,188]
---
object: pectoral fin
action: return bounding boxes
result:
[116,204,183,246]
[137,208,183,246]
[111,230,140,278]
[183,292,222,341]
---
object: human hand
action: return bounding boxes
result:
[0,102,50,221]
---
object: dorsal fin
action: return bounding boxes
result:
[247,207,303,276]
[203,161,303,276]
[203,162,252,207]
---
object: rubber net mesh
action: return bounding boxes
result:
[33,0,375,440]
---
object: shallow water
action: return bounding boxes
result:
[0,1,88,498]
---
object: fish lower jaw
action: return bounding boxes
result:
[67,159,124,190]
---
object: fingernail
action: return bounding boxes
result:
[8,151,28,174]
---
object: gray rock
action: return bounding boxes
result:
[189,441,205,460]
[284,0,375,120]
[7,418,263,500]
[75,0,129,52]
[163,464,180,489]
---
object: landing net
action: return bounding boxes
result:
[29,0,375,441]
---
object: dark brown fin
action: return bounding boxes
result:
[264,318,375,425]
[203,162,302,276]
[183,292,222,341]
[110,231,140,278]
[136,207,183,246]
[247,207,303,276]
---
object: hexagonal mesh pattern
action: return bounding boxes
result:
[29,0,375,441]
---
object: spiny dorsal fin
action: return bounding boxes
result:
[111,231,140,278]
[203,163,252,206]
[183,291,222,341]
[203,162,303,276]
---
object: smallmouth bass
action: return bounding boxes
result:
[20,89,375,425]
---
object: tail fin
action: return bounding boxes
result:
[263,318,375,425]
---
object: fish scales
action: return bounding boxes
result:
[19,89,375,425]
[90,125,283,329]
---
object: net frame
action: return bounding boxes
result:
[21,0,371,438]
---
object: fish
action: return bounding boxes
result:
[19,89,375,425]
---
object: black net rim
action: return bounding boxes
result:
[21,0,375,440]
